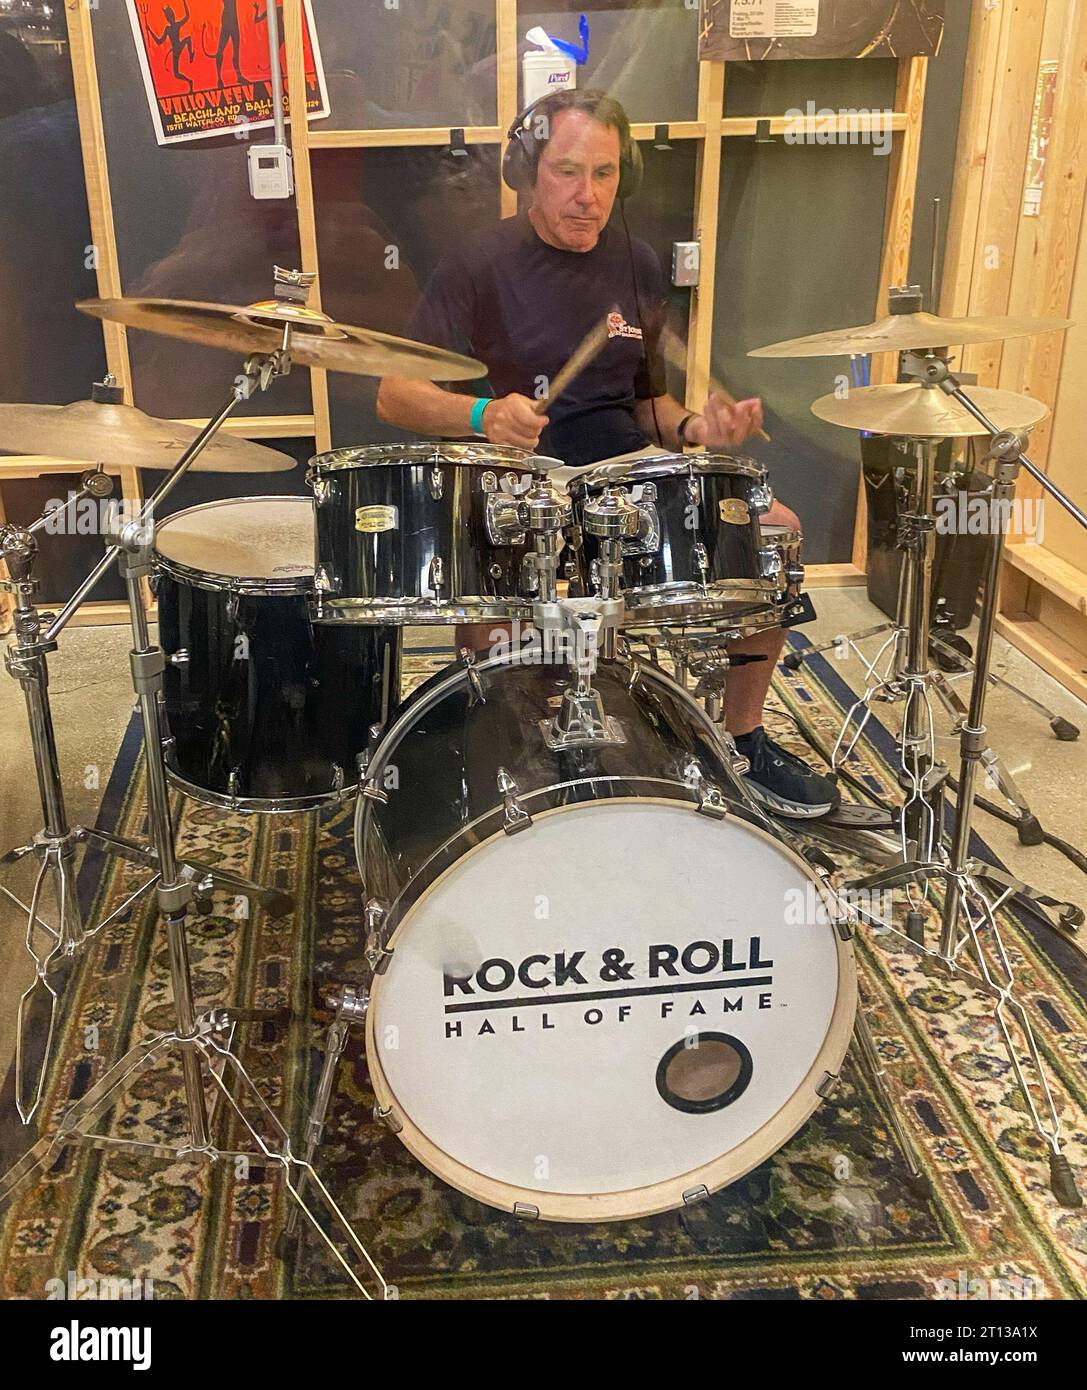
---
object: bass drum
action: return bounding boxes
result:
[356,651,856,1221]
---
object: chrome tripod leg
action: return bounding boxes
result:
[278,984,368,1250]
[930,672,1039,829]
[852,1006,924,1180]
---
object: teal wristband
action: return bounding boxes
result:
[470,397,491,436]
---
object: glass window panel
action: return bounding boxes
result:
[88,3,310,421]
[519,4,701,124]
[621,139,697,402]
[723,58,898,117]
[316,0,498,130]
[315,145,500,446]
[0,474,126,603]
[713,139,890,564]
[0,14,106,405]
[141,437,315,522]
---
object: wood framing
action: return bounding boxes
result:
[939,0,1087,698]
[685,61,725,413]
[283,0,330,454]
[850,55,929,572]
[5,7,959,633]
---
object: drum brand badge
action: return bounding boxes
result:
[354,505,398,533]
[719,498,751,525]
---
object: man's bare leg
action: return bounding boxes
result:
[455,623,513,655]
[724,626,787,737]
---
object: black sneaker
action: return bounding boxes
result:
[734,726,840,820]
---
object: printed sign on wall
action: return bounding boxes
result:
[126,0,329,144]
[700,0,945,61]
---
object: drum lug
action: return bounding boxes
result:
[168,648,190,666]
[816,1070,841,1100]
[148,572,160,598]
[684,756,728,818]
[227,768,242,801]
[519,552,540,597]
[429,464,444,500]
[314,564,339,596]
[497,767,533,834]
[226,591,240,623]
[458,646,487,704]
[758,545,784,582]
[311,476,337,507]
[686,474,702,505]
[691,541,710,582]
[428,555,445,598]
[620,485,659,557]
[697,785,728,819]
[480,470,498,493]
[364,898,391,972]
[751,477,774,514]
[512,1201,539,1221]
[373,1102,403,1135]
[330,763,345,793]
[682,1185,710,1207]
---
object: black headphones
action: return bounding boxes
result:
[501,90,643,201]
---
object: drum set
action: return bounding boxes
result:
[0,268,1083,1298]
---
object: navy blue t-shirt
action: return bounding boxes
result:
[408,214,667,468]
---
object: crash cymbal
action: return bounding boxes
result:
[811,383,1049,437]
[749,311,1072,358]
[78,297,486,380]
[0,399,295,471]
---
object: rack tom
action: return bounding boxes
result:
[570,453,787,628]
[307,443,563,624]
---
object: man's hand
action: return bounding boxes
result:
[686,394,765,449]
[481,394,548,450]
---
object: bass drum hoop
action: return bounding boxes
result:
[315,596,532,625]
[364,795,857,1223]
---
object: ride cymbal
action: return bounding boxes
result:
[810,383,1049,437]
[749,311,1072,358]
[78,297,485,380]
[0,398,296,471]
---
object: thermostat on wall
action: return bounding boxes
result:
[248,144,295,200]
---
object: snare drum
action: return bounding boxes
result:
[307,443,561,624]
[570,453,784,627]
[154,497,401,813]
[356,649,856,1220]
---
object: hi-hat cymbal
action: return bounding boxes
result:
[78,297,486,380]
[811,383,1049,437]
[0,399,295,471]
[749,311,1072,358]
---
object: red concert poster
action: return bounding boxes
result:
[125,0,330,145]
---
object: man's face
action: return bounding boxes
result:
[529,110,622,253]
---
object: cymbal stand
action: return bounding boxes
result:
[0,392,291,1126]
[846,364,1085,1207]
[0,470,159,1122]
[1,300,388,1293]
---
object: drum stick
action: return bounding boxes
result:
[534,315,613,415]
[659,327,772,444]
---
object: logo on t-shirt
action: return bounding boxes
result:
[606,310,643,341]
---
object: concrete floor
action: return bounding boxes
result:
[1,590,1085,1082]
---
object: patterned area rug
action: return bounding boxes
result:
[1,634,1085,1301]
